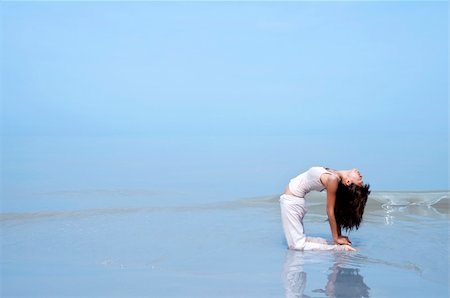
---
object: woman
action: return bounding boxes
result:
[280,166,370,251]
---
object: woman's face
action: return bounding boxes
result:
[347,169,363,187]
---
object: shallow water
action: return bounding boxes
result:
[1,192,449,297]
[1,137,449,297]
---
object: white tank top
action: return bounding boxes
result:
[288,167,334,198]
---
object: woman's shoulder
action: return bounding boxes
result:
[319,169,341,189]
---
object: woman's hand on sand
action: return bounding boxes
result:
[334,236,352,246]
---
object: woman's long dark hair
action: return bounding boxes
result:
[334,183,371,231]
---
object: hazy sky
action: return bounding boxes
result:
[1,1,448,191]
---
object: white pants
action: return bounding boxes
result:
[280,194,339,251]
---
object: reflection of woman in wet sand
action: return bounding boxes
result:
[323,265,370,298]
[283,250,370,298]
[283,251,308,298]
[280,167,370,251]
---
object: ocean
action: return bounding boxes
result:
[1,136,449,297]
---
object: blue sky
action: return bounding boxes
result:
[1,1,448,191]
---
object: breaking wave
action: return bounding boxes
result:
[371,191,449,206]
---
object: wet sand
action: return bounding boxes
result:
[1,191,448,297]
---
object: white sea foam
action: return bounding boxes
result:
[370,191,449,206]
